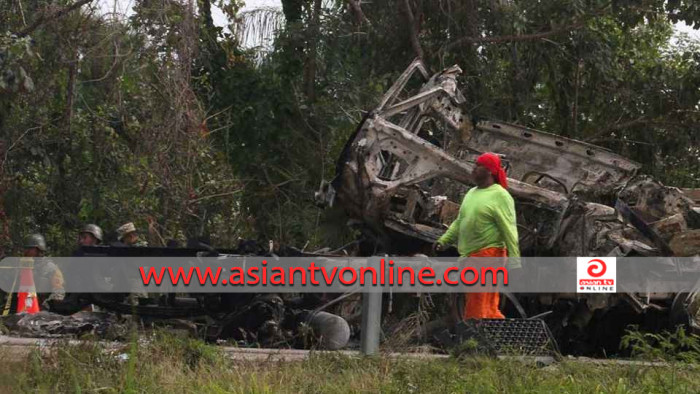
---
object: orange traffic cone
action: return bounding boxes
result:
[16,258,39,314]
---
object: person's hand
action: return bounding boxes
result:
[432,242,444,254]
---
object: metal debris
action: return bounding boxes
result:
[437,318,560,358]
[0,311,128,339]
[321,58,700,355]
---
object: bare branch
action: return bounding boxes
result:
[16,0,95,37]
[443,5,612,52]
[17,0,27,26]
[402,0,424,59]
[346,0,371,26]
[585,114,695,143]
[444,20,587,51]
[64,51,79,131]
[188,189,243,204]
[2,124,43,171]
[79,42,130,84]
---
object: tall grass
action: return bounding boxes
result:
[1,331,699,393]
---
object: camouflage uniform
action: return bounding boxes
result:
[80,224,103,244]
[116,223,148,304]
[21,234,65,310]
[34,257,65,309]
[116,222,148,247]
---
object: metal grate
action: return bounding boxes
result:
[441,318,559,357]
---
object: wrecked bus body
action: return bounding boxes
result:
[318,59,700,354]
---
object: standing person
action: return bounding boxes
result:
[22,233,65,310]
[434,152,520,319]
[77,224,103,247]
[115,222,148,247]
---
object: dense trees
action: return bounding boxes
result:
[1,1,242,254]
[0,0,698,255]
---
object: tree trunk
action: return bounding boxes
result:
[401,0,424,60]
[303,0,322,101]
[64,54,78,132]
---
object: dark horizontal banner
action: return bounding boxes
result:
[0,256,699,293]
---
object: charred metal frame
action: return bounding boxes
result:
[327,59,589,248]
[324,59,700,339]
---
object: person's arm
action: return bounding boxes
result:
[493,192,521,268]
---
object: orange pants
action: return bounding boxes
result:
[463,247,506,320]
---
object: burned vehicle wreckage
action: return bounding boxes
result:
[2,243,352,351]
[315,59,700,354]
[3,60,698,357]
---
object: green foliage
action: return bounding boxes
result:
[451,337,481,357]
[621,325,700,362]
[0,33,36,94]
[0,0,699,255]
[2,333,700,393]
[0,1,243,255]
[204,0,700,247]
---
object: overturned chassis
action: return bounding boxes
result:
[318,59,700,354]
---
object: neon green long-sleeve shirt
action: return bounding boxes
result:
[437,184,521,268]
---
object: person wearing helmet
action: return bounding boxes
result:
[114,222,148,305]
[23,233,47,257]
[115,222,148,247]
[78,224,103,247]
[22,233,65,310]
[65,224,107,313]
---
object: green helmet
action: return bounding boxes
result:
[80,224,103,242]
[24,233,47,252]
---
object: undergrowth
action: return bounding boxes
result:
[0,329,698,393]
[621,325,700,362]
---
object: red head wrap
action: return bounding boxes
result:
[475,152,508,189]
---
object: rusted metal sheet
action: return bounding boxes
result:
[670,229,700,257]
[436,199,460,225]
[682,189,700,204]
[651,214,688,242]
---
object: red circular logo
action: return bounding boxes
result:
[587,259,607,277]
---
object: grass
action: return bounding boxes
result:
[1,331,699,394]
[621,325,700,363]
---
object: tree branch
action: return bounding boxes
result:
[188,189,242,204]
[64,51,79,132]
[401,0,424,59]
[346,0,370,26]
[303,0,323,101]
[582,116,648,143]
[16,0,95,37]
[585,116,694,143]
[17,0,27,27]
[443,5,612,52]
[444,20,588,51]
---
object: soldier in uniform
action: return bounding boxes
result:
[115,222,148,305]
[66,224,107,312]
[78,224,103,247]
[23,234,65,310]
[116,222,148,247]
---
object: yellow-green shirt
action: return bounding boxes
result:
[437,184,521,268]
